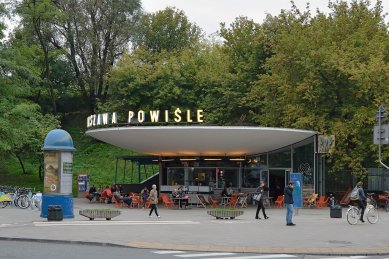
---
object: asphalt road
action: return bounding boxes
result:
[2,240,389,259]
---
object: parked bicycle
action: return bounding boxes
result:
[0,186,36,209]
[366,192,378,208]
[347,194,378,225]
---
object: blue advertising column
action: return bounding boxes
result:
[40,129,76,219]
[290,173,303,209]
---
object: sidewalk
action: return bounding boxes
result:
[0,198,388,255]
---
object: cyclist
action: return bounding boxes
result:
[355,181,367,222]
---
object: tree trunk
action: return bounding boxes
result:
[16,154,27,175]
[38,157,43,181]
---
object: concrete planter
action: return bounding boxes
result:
[79,209,121,220]
[207,209,244,219]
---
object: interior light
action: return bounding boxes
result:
[204,158,222,161]
[180,158,197,161]
[229,158,245,161]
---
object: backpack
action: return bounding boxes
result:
[350,187,359,200]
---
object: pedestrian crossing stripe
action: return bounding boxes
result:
[176,252,235,257]
[152,251,298,259]
[153,250,186,254]
[206,255,297,259]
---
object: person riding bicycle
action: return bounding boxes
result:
[354,181,367,222]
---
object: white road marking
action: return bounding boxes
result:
[320,257,368,259]
[33,220,199,226]
[175,253,235,257]
[206,255,297,259]
[0,224,13,227]
[153,250,186,254]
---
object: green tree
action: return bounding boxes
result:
[106,7,205,117]
[16,0,142,112]
[248,0,389,176]
[200,16,273,125]
[133,7,202,52]
[0,4,60,176]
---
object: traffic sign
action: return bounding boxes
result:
[374,125,389,145]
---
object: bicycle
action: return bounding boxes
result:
[347,197,378,225]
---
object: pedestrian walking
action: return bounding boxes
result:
[284,181,295,226]
[255,181,269,220]
[148,184,160,218]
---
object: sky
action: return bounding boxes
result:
[142,0,389,36]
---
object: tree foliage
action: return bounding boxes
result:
[16,0,142,112]
[133,7,202,52]
[0,41,60,175]
[247,0,389,175]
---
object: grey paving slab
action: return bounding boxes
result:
[0,198,389,255]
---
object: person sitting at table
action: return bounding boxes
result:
[171,188,181,206]
[177,186,188,208]
[141,186,149,207]
[87,184,97,201]
[226,185,234,196]
[114,191,132,207]
[102,185,113,203]
[221,186,229,197]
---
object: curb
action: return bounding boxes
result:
[0,237,126,248]
[127,242,389,256]
[1,237,389,256]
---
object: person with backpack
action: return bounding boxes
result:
[351,181,367,222]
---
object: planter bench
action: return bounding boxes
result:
[207,209,244,219]
[79,209,121,220]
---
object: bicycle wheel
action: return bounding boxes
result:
[347,207,359,225]
[16,195,30,209]
[367,207,379,224]
[0,201,9,208]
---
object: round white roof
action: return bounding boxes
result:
[86,126,317,156]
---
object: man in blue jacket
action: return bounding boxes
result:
[284,181,295,226]
[356,181,366,222]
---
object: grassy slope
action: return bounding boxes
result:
[0,114,145,193]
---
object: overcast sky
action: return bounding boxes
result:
[142,0,388,36]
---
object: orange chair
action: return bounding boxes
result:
[113,194,125,207]
[229,195,239,208]
[99,190,108,203]
[315,196,328,208]
[209,195,219,208]
[275,195,284,208]
[196,195,208,208]
[99,188,113,203]
[144,197,152,208]
[131,195,141,208]
[339,187,352,205]
[83,192,92,202]
[161,195,174,208]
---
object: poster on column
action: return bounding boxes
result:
[44,152,59,193]
[290,173,303,208]
[60,152,73,194]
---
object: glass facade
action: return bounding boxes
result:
[162,136,317,193]
[166,166,239,189]
[293,138,314,186]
